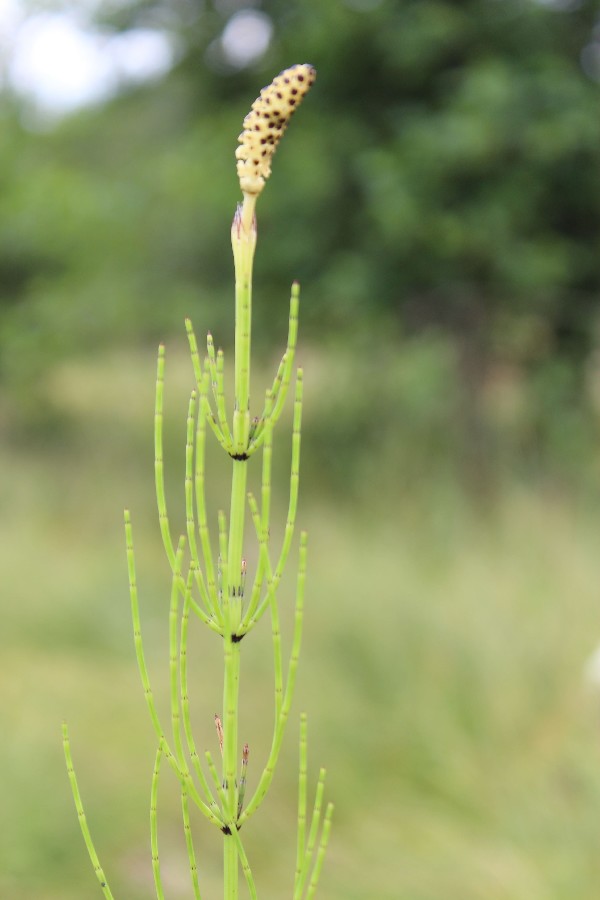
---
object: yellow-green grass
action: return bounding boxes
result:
[2,345,600,898]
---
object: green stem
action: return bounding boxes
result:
[232,201,255,456]
[228,460,247,633]
[223,637,241,898]
[206,751,257,899]
[224,833,239,900]
[223,196,256,898]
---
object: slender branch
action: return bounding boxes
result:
[216,348,233,448]
[185,391,213,618]
[237,743,249,818]
[195,373,220,620]
[241,400,272,626]
[157,371,220,634]
[151,742,166,900]
[62,724,115,900]
[155,344,177,571]
[182,787,203,899]
[306,804,334,900]
[180,584,220,812]
[296,768,326,897]
[241,370,303,633]
[218,510,230,638]
[170,540,187,768]
[246,491,284,723]
[249,283,300,453]
[206,333,234,451]
[296,713,308,887]
[239,531,307,825]
[125,510,224,829]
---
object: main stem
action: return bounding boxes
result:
[224,194,256,898]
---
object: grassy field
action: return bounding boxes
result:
[2,343,600,899]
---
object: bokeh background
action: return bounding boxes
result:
[2,0,600,897]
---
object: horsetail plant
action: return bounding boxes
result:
[63,63,333,898]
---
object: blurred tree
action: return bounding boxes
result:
[2,0,600,486]
[84,0,600,347]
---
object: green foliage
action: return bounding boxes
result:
[86,0,600,344]
[2,0,600,487]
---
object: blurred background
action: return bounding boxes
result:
[2,0,600,897]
